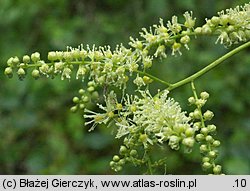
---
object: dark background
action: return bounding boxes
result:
[0,0,249,174]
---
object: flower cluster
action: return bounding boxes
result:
[4,11,197,91]
[188,90,222,174]
[195,3,250,46]
[84,90,196,172]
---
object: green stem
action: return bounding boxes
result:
[168,41,250,91]
[137,70,171,86]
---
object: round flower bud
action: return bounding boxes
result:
[119,146,128,156]
[193,109,200,119]
[130,105,137,113]
[130,150,138,157]
[139,134,148,143]
[212,140,220,147]
[12,57,20,65]
[87,86,95,92]
[73,97,79,103]
[185,128,195,137]
[31,52,40,62]
[201,25,212,35]
[4,67,13,78]
[48,51,57,61]
[23,55,30,63]
[208,150,217,158]
[200,91,209,100]
[205,135,214,143]
[195,134,205,142]
[17,68,26,80]
[82,96,89,103]
[182,137,195,147]
[201,127,209,135]
[169,135,180,150]
[91,91,99,100]
[118,159,126,166]
[70,106,78,113]
[115,165,123,172]
[211,16,220,25]
[112,155,120,162]
[79,104,85,109]
[207,124,216,132]
[78,89,85,95]
[202,157,210,163]
[202,162,212,170]
[188,97,196,105]
[109,161,115,168]
[200,144,208,153]
[180,35,190,44]
[143,76,153,84]
[213,165,222,174]
[194,27,202,34]
[31,69,40,79]
[7,57,14,66]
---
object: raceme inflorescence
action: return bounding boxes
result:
[4,3,250,174]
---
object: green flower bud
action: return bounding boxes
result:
[12,56,20,65]
[87,86,95,92]
[118,159,126,166]
[115,165,123,172]
[211,16,220,25]
[202,157,210,163]
[202,162,212,170]
[194,27,202,34]
[91,91,99,100]
[200,91,209,100]
[7,57,14,66]
[185,128,195,137]
[180,35,190,44]
[207,124,216,132]
[200,144,208,153]
[213,165,222,174]
[78,89,85,95]
[193,109,200,119]
[82,96,89,103]
[205,135,214,143]
[139,134,148,143]
[4,67,13,78]
[201,127,209,135]
[70,106,78,113]
[169,135,180,150]
[208,150,217,158]
[31,52,40,62]
[109,161,115,167]
[73,97,80,103]
[182,137,195,147]
[79,104,85,109]
[119,145,128,155]
[212,140,220,147]
[188,96,196,105]
[130,150,138,157]
[48,51,57,61]
[143,76,153,84]
[23,55,31,63]
[17,68,26,80]
[113,155,120,162]
[195,134,205,142]
[201,25,212,35]
[31,69,40,79]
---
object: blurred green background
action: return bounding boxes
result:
[0,0,249,174]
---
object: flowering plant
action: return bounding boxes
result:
[4,3,250,174]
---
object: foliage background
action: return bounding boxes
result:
[0,0,249,174]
